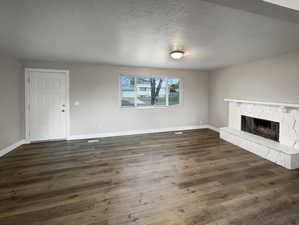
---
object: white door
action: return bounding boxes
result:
[27,70,69,142]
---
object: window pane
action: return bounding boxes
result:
[154,78,166,106]
[120,76,135,107]
[136,77,166,106]
[136,77,151,106]
[168,78,180,105]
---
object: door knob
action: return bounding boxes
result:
[62,109,65,112]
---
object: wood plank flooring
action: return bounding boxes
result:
[0,129,299,225]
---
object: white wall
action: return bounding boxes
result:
[22,61,209,136]
[0,54,24,149]
[208,52,299,128]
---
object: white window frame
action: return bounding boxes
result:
[119,75,182,109]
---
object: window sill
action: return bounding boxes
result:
[120,104,180,109]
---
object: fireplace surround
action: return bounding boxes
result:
[220,99,299,169]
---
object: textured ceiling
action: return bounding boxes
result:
[1,0,299,70]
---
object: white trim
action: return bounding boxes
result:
[25,68,70,143]
[65,71,70,139]
[206,125,219,132]
[165,77,169,107]
[262,0,299,11]
[68,124,214,140]
[0,139,28,158]
[25,68,70,74]
[224,99,299,108]
[121,105,173,110]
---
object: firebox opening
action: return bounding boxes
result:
[241,115,280,142]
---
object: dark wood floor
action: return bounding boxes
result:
[0,129,299,225]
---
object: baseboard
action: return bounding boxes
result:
[206,125,219,133]
[68,124,217,141]
[0,139,27,158]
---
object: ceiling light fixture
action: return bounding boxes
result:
[170,50,185,60]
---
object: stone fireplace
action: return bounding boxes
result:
[220,99,299,169]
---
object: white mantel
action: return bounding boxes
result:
[224,99,299,113]
[220,99,299,169]
[224,99,299,108]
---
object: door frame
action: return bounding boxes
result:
[25,68,70,143]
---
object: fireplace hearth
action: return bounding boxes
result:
[241,115,280,142]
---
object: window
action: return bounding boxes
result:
[120,75,181,107]
[120,76,135,107]
[168,78,180,106]
[139,87,148,92]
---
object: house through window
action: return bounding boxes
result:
[120,75,181,107]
